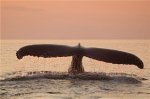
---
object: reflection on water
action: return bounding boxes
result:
[0,77,150,99]
[0,40,150,99]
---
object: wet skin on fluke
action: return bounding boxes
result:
[16,43,144,74]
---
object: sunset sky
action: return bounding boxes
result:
[1,0,150,39]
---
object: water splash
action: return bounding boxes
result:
[0,71,146,84]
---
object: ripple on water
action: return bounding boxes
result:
[0,71,149,99]
[0,71,145,84]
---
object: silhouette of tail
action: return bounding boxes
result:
[16,44,76,59]
[84,48,143,69]
[16,44,144,69]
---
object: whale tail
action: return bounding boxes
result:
[16,44,144,69]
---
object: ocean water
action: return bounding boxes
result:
[0,40,150,99]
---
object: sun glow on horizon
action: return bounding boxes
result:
[1,0,150,39]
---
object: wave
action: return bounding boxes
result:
[0,71,147,83]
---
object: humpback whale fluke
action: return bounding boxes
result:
[16,43,144,74]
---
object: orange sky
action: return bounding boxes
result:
[1,0,150,39]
